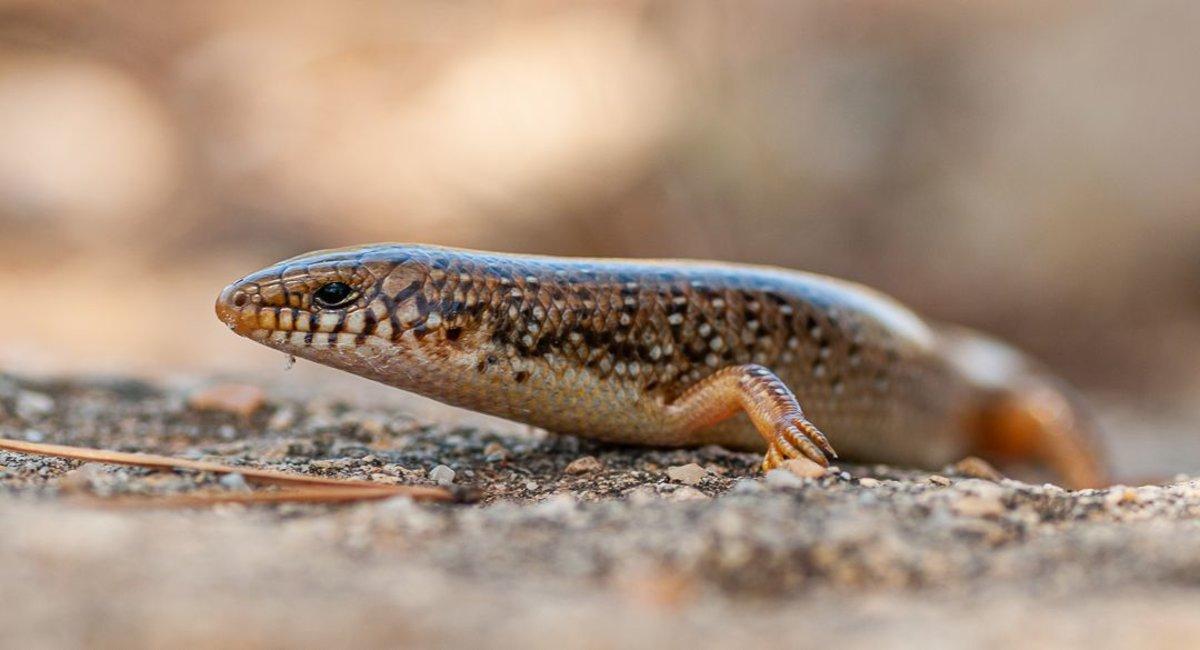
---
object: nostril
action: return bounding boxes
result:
[233,293,248,308]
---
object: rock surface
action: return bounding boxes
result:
[1,373,1200,648]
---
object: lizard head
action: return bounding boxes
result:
[215,244,477,378]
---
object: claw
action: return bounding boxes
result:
[762,445,784,471]
[782,424,828,466]
[798,440,829,466]
[774,430,803,459]
[798,419,837,459]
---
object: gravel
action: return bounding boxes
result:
[666,463,708,485]
[428,464,456,486]
[2,372,1200,648]
[218,472,250,491]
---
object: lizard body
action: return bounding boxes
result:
[216,244,1106,488]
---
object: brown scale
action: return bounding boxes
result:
[216,244,1110,488]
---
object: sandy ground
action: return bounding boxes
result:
[3,372,1200,649]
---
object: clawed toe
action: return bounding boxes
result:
[761,445,785,472]
[761,414,835,472]
[782,424,829,465]
[798,418,837,459]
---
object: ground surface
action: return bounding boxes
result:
[3,372,1200,649]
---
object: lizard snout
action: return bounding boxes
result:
[215,281,256,335]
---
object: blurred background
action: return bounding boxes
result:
[1,1,1198,475]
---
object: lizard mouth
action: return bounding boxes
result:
[215,283,250,334]
[215,282,267,337]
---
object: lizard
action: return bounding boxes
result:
[215,244,1107,488]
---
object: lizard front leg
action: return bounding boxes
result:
[663,364,836,471]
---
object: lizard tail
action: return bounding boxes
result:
[936,326,1109,490]
[971,379,1109,489]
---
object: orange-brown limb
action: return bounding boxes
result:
[663,364,836,471]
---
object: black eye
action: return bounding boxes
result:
[313,282,355,308]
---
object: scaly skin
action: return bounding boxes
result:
[215,244,1107,488]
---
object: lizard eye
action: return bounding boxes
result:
[313,282,355,308]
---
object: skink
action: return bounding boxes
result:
[216,244,1106,488]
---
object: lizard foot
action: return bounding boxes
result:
[662,364,838,474]
[761,413,835,472]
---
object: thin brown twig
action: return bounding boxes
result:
[0,437,453,503]
[76,486,436,509]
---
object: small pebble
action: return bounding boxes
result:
[564,455,604,474]
[484,442,509,462]
[729,478,764,494]
[15,390,54,420]
[358,417,387,438]
[219,473,250,491]
[858,477,880,488]
[955,479,1006,499]
[666,463,708,485]
[1136,486,1163,502]
[952,495,1005,518]
[783,457,826,479]
[626,485,661,504]
[533,492,577,514]
[266,407,296,431]
[929,475,952,487]
[1104,485,1138,508]
[667,486,711,501]
[953,456,1004,481]
[765,468,804,488]
[188,384,266,418]
[57,463,106,494]
[429,465,456,486]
